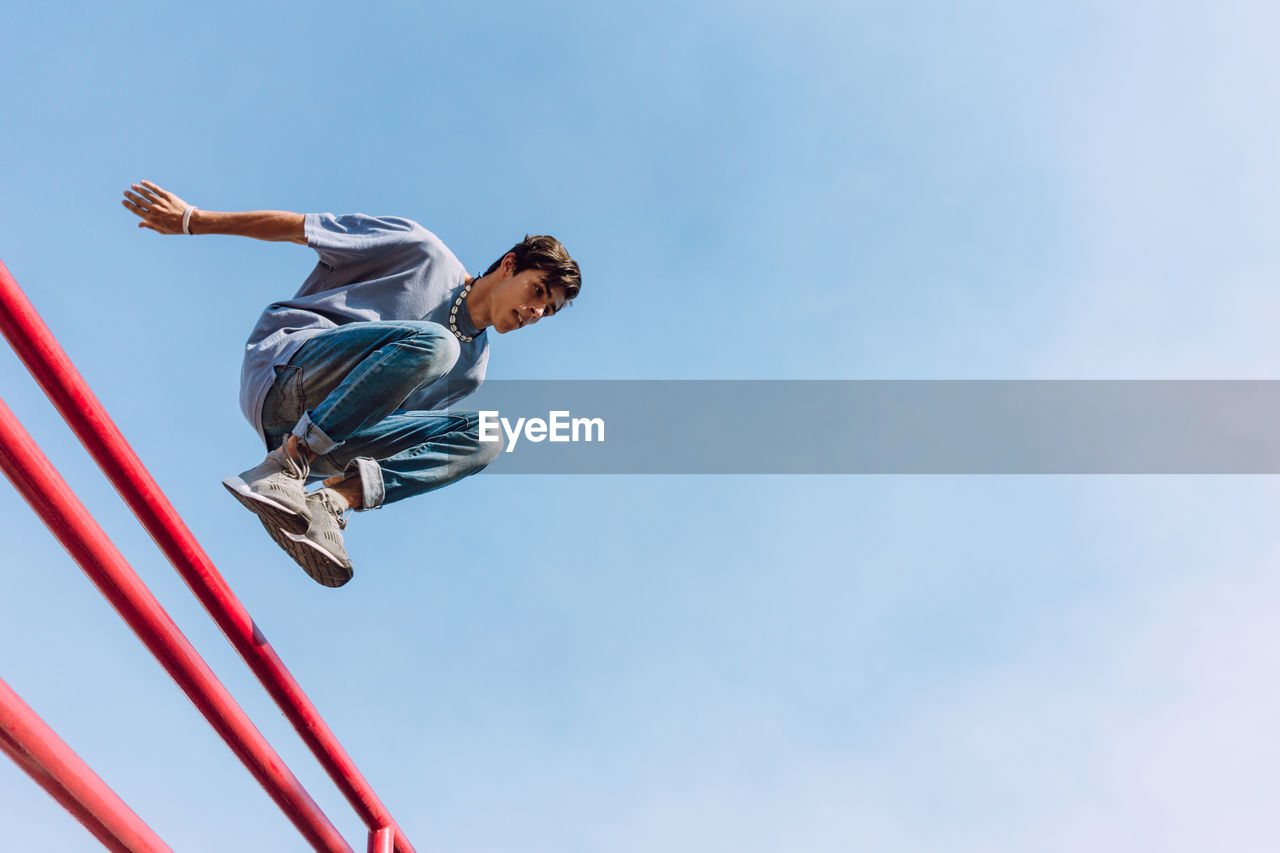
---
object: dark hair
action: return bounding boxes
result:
[485,235,581,301]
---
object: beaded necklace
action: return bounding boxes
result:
[449,277,475,342]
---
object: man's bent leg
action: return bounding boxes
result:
[277,321,461,457]
[230,321,459,558]
[311,410,502,511]
[258,411,496,586]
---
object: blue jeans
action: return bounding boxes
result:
[260,321,501,510]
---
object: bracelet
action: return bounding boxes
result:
[182,206,197,235]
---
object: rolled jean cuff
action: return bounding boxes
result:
[348,457,385,511]
[291,412,340,455]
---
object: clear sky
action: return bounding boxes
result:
[2,1,1280,851]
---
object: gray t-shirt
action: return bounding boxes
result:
[238,213,489,445]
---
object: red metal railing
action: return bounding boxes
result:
[0,258,414,853]
[0,674,173,853]
[0,398,352,852]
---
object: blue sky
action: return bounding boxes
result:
[3,1,1280,851]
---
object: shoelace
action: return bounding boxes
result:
[281,441,311,481]
[314,489,348,530]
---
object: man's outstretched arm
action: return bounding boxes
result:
[121,180,307,244]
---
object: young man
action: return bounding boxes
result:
[122,180,581,588]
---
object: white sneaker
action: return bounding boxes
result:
[260,488,353,588]
[222,444,312,535]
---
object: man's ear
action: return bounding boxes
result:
[501,252,517,277]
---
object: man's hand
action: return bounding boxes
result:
[120,180,306,243]
[121,181,193,235]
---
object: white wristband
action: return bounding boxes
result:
[182,206,197,235]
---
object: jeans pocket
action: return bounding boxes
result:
[261,363,306,436]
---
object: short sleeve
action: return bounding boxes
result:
[304,213,431,270]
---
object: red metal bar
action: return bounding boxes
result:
[368,826,395,853]
[0,674,172,853]
[0,399,352,853]
[0,258,415,853]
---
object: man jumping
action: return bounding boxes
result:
[122,180,581,588]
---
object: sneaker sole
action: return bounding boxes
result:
[259,518,354,588]
[222,476,310,535]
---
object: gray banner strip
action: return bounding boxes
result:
[448,380,1280,474]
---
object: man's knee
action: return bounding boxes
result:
[466,414,504,471]
[430,325,461,372]
[404,323,460,384]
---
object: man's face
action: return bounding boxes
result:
[491,264,568,334]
